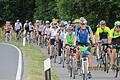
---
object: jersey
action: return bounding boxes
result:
[96,26,111,40]
[77,26,93,44]
[64,32,75,46]
[50,28,57,39]
[24,23,29,31]
[29,25,33,31]
[110,28,120,45]
[59,30,66,41]
[43,26,49,35]
[15,22,22,30]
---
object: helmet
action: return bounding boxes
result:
[114,21,120,26]
[53,20,57,24]
[80,17,85,21]
[46,21,50,24]
[26,20,28,23]
[36,20,40,23]
[100,20,106,25]
[6,21,11,24]
[80,17,87,24]
[64,21,68,25]
[17,19,19,22]
[59,22,66,27]
[74,19,80,23]
[66,26,73,30]
[29,22,32,25]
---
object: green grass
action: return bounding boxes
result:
[0,29,59,80]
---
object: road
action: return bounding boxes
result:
[40,46,120,80]
[0,44,23,80]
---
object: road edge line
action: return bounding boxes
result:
[0,43,23,80]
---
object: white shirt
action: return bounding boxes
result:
[15,22,22,30]
[29,24,33,31]
[50,28,57,39]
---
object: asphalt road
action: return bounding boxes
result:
[0,44,22,80]
[40,46,120,80]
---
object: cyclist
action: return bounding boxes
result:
[109,21,120,67]
[43,21,50,46]
[63,26,76,64]
[15,19,22,40]
[56,22,66,64]
[76,17,95,78]
[38,20,44,45]
[4,21,13,41]
[28,22,34,41]
[48,21,59,59]
[34,20,40,43]
[24,20,29,35]
[95,20,111,44]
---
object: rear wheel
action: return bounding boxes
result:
[115,57,120,78]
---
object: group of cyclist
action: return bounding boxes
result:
[2,17,120,78]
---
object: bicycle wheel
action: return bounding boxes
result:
[115,57,120,78]
[53,46,57,63]
[69,57,72,77]
[83,61,88,80]
[72,56,77,79]
[62,49,65,68]
[104,52,109,73]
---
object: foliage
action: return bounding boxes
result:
[1,0,120,28]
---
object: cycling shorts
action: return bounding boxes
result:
[38,31,42,35]
[5,31,10,33]
[50,39,55,45]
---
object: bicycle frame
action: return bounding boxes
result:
[66,47,77,79]
[5,32,11,42]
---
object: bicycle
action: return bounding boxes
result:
[53,41,58,63]
[26,31,32,44]
[100,43,110,73]
[5,31,11,42]
[95,41,110,73]
[61,48,66,68]
[77,45,90,80]
[66,47,77,79]
[112,44,120,78]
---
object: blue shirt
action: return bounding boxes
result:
[78,26,93,44]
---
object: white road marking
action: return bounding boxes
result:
[0,43,23,80]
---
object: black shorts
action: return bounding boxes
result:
[5,31,10,33]
[16,29,20,34]
[38,31,42,35]
[50,39,55,45]
[65,44,76,53]
[43,34,47,36]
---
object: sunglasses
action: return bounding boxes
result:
[81,23,85,25]
[116,26,120,28]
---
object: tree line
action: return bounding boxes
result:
[0,0,120,28]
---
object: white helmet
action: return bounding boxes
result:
[17,19,19,22]
[6,21,11,24]
[36,20,40,23]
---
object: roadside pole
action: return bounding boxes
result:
[44,58,51,80]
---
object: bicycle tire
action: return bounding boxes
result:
[72,57,75,79]
[115,57,120,78]
[83,61,88,80]
[53,46,57,63]
[62,49,65,68]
